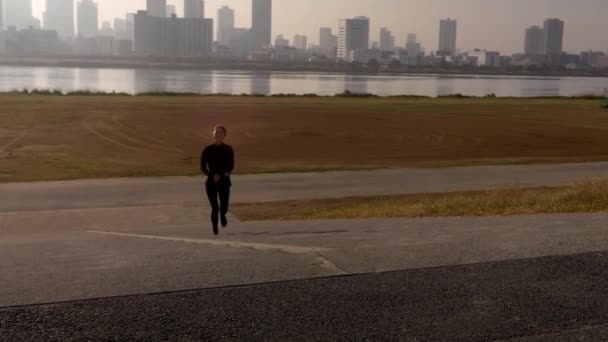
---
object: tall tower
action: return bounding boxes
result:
[44,0,75,38]
[146,0,167,18]
[251,0,272,49]
[77,0,98,38]
[184,0,205,18]
[524,26,543,55]
[543,18,564,65]
[379,27,395,51]
[217,6,235,45]
[543,18,564,55]
[4,0,36,30]
[337,16,370,60]
[319,27,338,58]
[438,18,457,56]
[0,0,4,30]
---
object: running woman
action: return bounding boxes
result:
[200,125,235,235]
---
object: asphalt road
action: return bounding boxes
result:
[2,162,608,212]
[4,208,608,307]
[2,251,608,341]
[3,163,608,340]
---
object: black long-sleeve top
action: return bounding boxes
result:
[201,143,235,185]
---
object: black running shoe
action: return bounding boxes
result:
[213,225,219,235]
[221,215,228,228]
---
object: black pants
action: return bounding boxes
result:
[206,182,231,233]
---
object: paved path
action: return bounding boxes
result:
[2,162,608,212]
[3,163,608,339]
[3,204,608,307]
[3,251,608,341]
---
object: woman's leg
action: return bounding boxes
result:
[206,183,220,235]
[219,185,231,227]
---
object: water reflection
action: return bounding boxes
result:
[251,72,271,95]
[343,75,368,94]
[74,68,99,91]
[435,76,455,96]
[0,66,606,97]
[212,70,235,94]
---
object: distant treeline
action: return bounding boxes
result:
[1,88,606,100]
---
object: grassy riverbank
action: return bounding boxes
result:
[1,95,608,182]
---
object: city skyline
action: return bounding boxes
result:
[28,0,607,53]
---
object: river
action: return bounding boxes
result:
[0,66,607,97]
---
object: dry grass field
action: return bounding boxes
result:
[232,180,608,221]
[1,95,608,182]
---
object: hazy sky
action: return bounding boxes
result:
[32,0,607,53]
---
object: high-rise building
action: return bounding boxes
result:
[293,34,307,50]
[166,5,176,17]
[337,16,370,60]
[99,20,112,36]
[126,13,135,40]
[133,10,213,57]
[4,0,38,30]
[404,33,422,65]
[77,0,98,38]
[147,0,167,18]
[379,27,395,51]
[44,0,75,38]
[524,25,543,55]
[0,0,4,30]
[319,27,337,58]
[251,0,272,50]
[114,18,128,39]
[274,34,288,48]
[543,18,564,56]
[407,33,417,44]
[217,6,234,45]
[114,18,126,33]
[184,0,204,18]
[438,18,457,56]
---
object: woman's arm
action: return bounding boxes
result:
[200,148,209,176]
[227,146,235,174]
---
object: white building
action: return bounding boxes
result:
[293,34,307,50]
[438,18,457,56]
[379,27,395,51]
[217,6,234,46]
[468,50,501,67]
[338,16,370,60]
[229,27,250,57]
[319,27,337,58]
[346,48,381,63]
[404,33,422,65]
[44,0,75,38]
[3,0,39,30]
[77,0,98,38]
[184,0,205,18]
[133,10,213,58]
[113,18,128,39]
[146,0,167,18]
